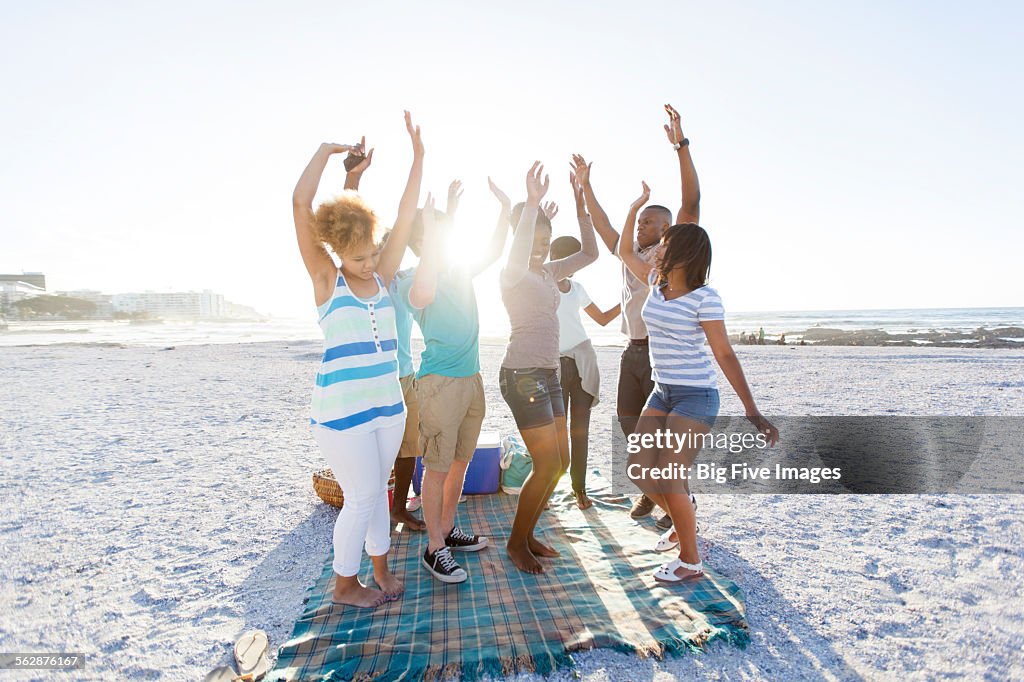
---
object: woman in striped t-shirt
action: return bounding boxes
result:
[618,181,778,584]
[291,112,424,608]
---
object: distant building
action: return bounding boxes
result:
[111,290,225,319]
[0,272,46,289]
[0,271,262,320]
[1,273,47,313]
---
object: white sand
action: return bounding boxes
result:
[1,341,1023,681]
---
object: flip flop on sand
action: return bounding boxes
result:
[233,629,271,681]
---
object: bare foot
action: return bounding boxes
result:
[390,508,425,531]
[506,541,544,574]
[528,535,560,558]
[573,490,593,510]
[332,580,387,608]
[374,570,405,601]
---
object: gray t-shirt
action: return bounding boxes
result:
[501,207,598,369]
[618,239,658,340]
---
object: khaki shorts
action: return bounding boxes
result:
[398,374,420,458]
[417,373,486,474]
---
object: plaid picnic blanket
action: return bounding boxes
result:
[268,488,748,681]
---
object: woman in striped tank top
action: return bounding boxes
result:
[291,112,424,608]
[618,181,779,584]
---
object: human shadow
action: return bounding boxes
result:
[584,502,867,682]
[209,506,336,673]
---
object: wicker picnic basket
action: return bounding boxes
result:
[312,468,345,508]
[312,468,396,509]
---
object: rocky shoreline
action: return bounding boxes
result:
[737,326,1024,349]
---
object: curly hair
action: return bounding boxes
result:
[655,223,712,291]
[311,191,379,256]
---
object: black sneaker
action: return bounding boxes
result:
[422,546,467,583]
[630,494,656,518]
[445,526,488,552]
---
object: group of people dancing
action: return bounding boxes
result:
[292,105,778,609]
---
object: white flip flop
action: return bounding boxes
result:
[233,630,271,681]
[655,526,679,552]
[653,557,704,582]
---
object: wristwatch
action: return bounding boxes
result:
[673,138,690,151]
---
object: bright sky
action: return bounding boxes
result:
[2,1,1022,334]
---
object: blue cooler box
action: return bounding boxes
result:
[412,431,501,495]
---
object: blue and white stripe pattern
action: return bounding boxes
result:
[310,270,405,432]
[641,273,725,388]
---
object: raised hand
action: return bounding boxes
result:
[570,154,592,187]
[525,161,550,205]
[630,181,651,210]
[446,180,464,216]
[663,104,685,146]
[746,412,779,447]
[487,176,510,208]
[405,110,424,158]
[345,136,374,173]
[321,141,361,155]
[421,193,436,232]
[541,201,559,221]
[570,169,584,202]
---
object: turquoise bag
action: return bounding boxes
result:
[500,434,533,495]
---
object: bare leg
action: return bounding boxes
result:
[440,459,470,536]
[370,553,404,600]
[634,410,707,578]
[507,423,563,572]
[422,468,448,554]
[390,457,424,531]
[525,416,570,558]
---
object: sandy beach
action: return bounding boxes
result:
[1,340,1023,681]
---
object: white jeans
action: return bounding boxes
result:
[312,419,406,577]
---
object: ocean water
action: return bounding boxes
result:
[2,307,1022,348]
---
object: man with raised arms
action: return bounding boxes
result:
[572,104,701,522]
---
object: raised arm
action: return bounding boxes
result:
[547,206,599,281]
[572,154,619,253]
[583,302,621,326]
[376,111,425,286]
[469,177,512,277]
[292,141,360,285]
[664,104,700,224]
[444,179,464,218]
[616,181,655,283]
[343,136,374,191]
[703,322,779,445]
[408,194,442,309]
[501,162,549,287]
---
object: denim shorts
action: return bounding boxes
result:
[499,367,565,430]
[645,382,720,427]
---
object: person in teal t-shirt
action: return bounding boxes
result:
[389,182,509,584]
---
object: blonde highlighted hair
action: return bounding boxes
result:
[311,191,380,256]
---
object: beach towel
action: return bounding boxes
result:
[268,488,748,681]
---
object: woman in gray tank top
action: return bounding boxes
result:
[495,162,599,574]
